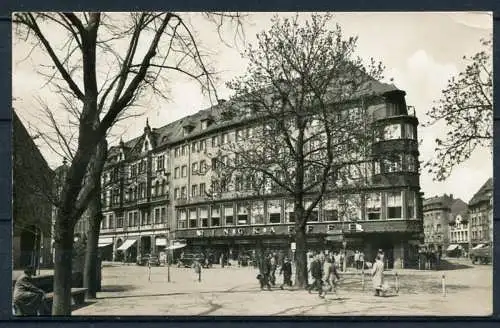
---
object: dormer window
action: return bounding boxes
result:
[183,123,195,136]
[201,120,208,130]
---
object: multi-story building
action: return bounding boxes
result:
[422,194,467,255]
[98,81,424,268]
[468,178,493,248]
[13,111,54,269]
[448,210,469,256]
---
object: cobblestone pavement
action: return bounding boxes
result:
[72,261,492,316]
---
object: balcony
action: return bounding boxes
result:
[150,193,169,203]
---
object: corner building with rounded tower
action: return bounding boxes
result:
[94,80,424,269]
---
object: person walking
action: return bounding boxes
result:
[279,257,293,289]
[359,251,365,270]
[192,260,202,282]
[269,253,277,286]
[320,255,340,299]
[371,254,385,296]
[308,254,323,296]
[354,250,360,270]
[258,254,272,290]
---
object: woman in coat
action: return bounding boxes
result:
[371,255,385,296]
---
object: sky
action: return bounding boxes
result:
[12,12,493,203]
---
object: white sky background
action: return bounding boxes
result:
[12,12,493,203]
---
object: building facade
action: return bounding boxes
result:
[98,81,424,268]
[13,111,54,269]
[448,211,469,256]
[468,178,493,248]
[422,194,467,255]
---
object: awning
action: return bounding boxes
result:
[117,239,137,251]
[446,244,459,251]
[98,238,113,248]
[155,238,167,246]
[166,242,186,250]
[472,243,485,250]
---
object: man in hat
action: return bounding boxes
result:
[13,266,48,315]
[279,257,293,289]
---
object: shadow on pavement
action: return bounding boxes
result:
[437,259,474,271]
[72,300,97,312]
[99,285,137,293]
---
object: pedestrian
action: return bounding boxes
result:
[333,252,341,269]
[354,250,360,269]
[269,253,277,286]
[220,253,225,268]
[308,254,323,296]
[257,254,272,291]
[359,251,365,270]
[371,254,385,296]
[320,255,340,299]
[192,260,202,282]
[279,257,293,289]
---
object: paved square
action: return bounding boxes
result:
[72,261,492,316]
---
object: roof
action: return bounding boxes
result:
[469,178,493,207]
[105,79,403,165]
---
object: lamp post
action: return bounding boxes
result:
[342,240,347,272]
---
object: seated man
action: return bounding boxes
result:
[13,266,49,316]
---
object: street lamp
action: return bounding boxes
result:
[342,240,347,272]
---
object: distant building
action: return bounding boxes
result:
[448,211,469,256]
[468,178,493,248]
[422,194,467,254]
[13,111,54,269]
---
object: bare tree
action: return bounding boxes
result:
[13,11,244,315]
[205,14,384,287]
[424,36,492,181]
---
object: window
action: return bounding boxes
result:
[387,192,402,219]
[181,186,187,199]
[235,176,243,191]
[199,160,206,174]
[236,129,243,142]
[139,182,146,199]
[174,167,180,179]
[200,207,209,227]
[192,162,198,174]
[224,204,234,225]
[211,205,221,227]
[161,180,167,195]
[109,214,114,229]
[384,155,402,173]
[323,198,339,221]
[404,124,415,139]
[201,120,208,130]
[246,127,254,138]
[285,200,295,223]
[174,188,179,200]
[365,193,381,220]
[161,207,166,223]
[251,202,264,224]
[211,158,218,170]
[199,139,206,151]
[192,184,198,197]
[189,209,197,228]
[182,145,187,156]
[304,200,319,221]
[157,155,165,171]
[154,181,160,197]
[211,136,219,148]
[268,200,281,224]
[133,211,139,226]
[222,133,229,144]
[102,215,108,229]
[383,124,402,140]
[181,165,187,177]
[128,212,134,227]
[175,147,180,157]
[404,154,417,172]
[116,215,123,228]
[154,208,161,224]
[407,191,416,219]
[373,161,381,175]
[192,142,197,153]
[237,203,249,225]
[177,209,187,229]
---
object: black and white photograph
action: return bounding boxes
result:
[11,12,493,316]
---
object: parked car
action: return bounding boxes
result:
[148,254,160,266]
[177,253,205,268]
[136,254,149,266]
[470,243,492,264]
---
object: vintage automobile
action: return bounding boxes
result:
[137,253,160,266]
[148,254,161,266]
[177,253,205,268]
[470,243,492,264]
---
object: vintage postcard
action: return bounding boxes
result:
[12,12,492,316]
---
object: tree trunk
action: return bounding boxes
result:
[294,224,308,288]
[83,140,106,299]
[52,217,75,315]
[83,195,102,299]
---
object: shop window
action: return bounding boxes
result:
[387,192,402,219]
[384,155,402,173]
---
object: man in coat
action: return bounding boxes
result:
[371,254,385,296]
[320,255,340,298]
[13,266,48,315]
[257,254,272,290]
[279,257,293,289]
[307,254,323,296]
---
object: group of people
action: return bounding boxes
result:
[307,252,341,298]
[257,253,293,290]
